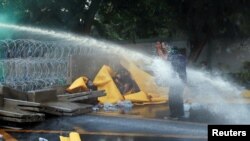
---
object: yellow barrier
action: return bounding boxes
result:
[69,132,81,141]
[120,59,168,104]
[93,65,124,104]
[59,136,70,141]
[60,132,81,141]
[67,76,89,92]
[68,60,168,104]
[124,91,150,102]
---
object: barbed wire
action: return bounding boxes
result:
[0,58,67,91]
[0,39,100,91]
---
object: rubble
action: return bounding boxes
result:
[0,85,105,123]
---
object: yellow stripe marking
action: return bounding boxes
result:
[3,128,207,140]
[0,129,18,141]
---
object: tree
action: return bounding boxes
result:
[1,0,250,62]
[0,0,102,34]
[82,0,102,34]
[166,0,250,61]
[98,0,250,61]
[98,0,175,41]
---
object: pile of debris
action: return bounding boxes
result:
[0,85,105,123]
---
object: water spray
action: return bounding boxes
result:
[0,22,249,123]
[0,23,151,62]
[0,23,151,91]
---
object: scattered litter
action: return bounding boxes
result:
[102,100,133,111]
[103,103,118,111]
[92,104,103,111]
[117,100,133,108]
[92,106,100,111]
[38,137,48,141]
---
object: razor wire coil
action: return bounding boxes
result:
[0,39,98,91]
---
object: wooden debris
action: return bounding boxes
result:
[57,90,105,102]
[0,85,106,123]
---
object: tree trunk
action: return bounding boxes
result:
[83,0,102,34]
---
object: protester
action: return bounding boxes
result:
[155,40,168,60]
[167,46,188,119]
[154,41,189,119]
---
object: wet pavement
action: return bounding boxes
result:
[94,103,171,119]
[10,132,206,141]
[5,101,249,141]
[4,102,250,140]
[0,104,210,141]
[5,115,207,141]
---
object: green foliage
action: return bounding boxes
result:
[96,0,250,46]
[0,0,91,32]
[1,0,250,42]
[98,0,175,41]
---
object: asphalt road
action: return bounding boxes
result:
[1,104,209,141]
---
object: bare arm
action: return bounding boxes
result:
[157,49,167,60]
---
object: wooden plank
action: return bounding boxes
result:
[54,85,69,95]
[0,85,102,121]
[3,96,94,117]
[0,86,28,101]
[58,90,105,102]
[0,107,44,118]
[27,88,57,102]
[0,115,43,123]
[0,108,45,122]
[42,101,92,112]
[0,97,45,122]
[57,91,91,100]
[0,108,31,118]
[41,101,92,115]
[67,91,105,102]
[1,86,58,103]
[18,106,41,112]
[4,98,41,107]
